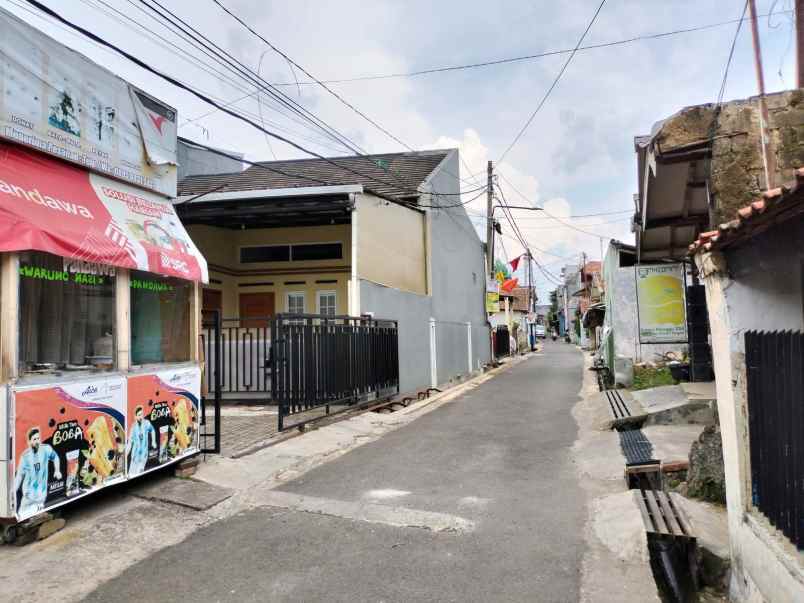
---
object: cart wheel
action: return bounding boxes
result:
[2,524,17,545]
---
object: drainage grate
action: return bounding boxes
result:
[636,489,693,537]
[605,389,631,420]
[637,488,699,602]
[619,429,654,464]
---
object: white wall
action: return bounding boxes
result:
[359,151,490,392]
[697,216,804,603]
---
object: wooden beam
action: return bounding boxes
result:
[0,253,19,383]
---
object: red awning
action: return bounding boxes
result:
[0,142,207,282]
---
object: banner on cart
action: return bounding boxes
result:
[126,367,201,477]
[0,7,177,196]
[12,376,126,521]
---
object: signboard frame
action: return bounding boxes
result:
[635,262,689,345]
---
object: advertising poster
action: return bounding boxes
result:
[12,376,126,520]
[486,278,500,313]
[636,263,688,343]
[0,141,208,282]
[0,7,177,196]
[126,367,201,477]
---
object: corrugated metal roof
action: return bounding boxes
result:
[688,168,804,254]
[177,150,452,202]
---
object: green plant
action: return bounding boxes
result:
[632,366,676,391]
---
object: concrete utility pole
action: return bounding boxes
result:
[748,0,777,190]
[797,0,804,87]
[486,160,494,277]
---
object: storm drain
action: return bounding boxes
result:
[618,429,654,464]
[637,488,700,602]
[604,389,631,420]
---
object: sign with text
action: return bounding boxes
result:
[486,277,500,313]
[636,263,688,344]
[0,141,208,282]
[12,376,126,520]
[126,367,201,477]
[0,7,177,196]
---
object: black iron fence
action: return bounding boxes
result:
[201,317,272,399]
[745,330,803,550]
[199,312,222,453]
[271,313,399,430]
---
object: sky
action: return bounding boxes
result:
[1,0,799,301]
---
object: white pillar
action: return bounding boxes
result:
[429,317,437,388]
[466,321,473,373]
[349,195,360,317]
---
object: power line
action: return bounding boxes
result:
[22,0,482,203]
[497,174,612,240]
[261,9,792,86]
[717,0,750,105]
[211,0,413,153]
[466,208,632,220]
[499,0,606,162]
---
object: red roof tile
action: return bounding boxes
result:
[688,169,804,254]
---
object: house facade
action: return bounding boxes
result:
[600,239,689,384]
[175,146,490,393]
[690,176,804,602]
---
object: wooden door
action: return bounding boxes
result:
[202,289,222,324]
[239,292,275,328]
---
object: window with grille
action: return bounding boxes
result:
[286,292,305,315]
[317,291,337,316]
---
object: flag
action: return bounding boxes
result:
[501,277,519,293]
[510,255,522,272]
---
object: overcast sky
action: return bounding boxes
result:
[2,0,798,300]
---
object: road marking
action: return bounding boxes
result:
[363,488,411,500]
[248,490,475,533]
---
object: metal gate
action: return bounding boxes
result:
[271,313,399,431]
[199,311,221,453]
[745,330,803,550]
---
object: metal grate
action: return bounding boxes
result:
[605,389,631,420]
[619,429,655,465]
[745,330,803,550]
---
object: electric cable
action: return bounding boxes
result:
[22,0,483,202]
[499,0,606,162]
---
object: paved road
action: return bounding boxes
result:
[84,341,585,602]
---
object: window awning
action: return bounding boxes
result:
[0,142,208,282]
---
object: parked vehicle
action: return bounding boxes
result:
[534,324,546,338]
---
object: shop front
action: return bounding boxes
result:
[0,141,208,525]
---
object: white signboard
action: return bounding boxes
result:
[636,263,688,344]
[0,7,178,197]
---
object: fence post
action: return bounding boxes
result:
[466,321,473,374]
[429,317,437,388]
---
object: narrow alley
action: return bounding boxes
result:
[83,343,586,602]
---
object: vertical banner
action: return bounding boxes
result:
[126,367,200,477]
[12,376,126,520]
[486,277,500,313]
[636,263,688,343]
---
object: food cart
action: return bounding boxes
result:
[0,7,208,537]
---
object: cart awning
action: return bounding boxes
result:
[0,142,207,282]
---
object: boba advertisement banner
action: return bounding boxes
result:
[12,377,126,520]
[126,367,200,477]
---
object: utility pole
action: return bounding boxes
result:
[748,0,777,190]
[796,0,804,87]
[486,160,494,277]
